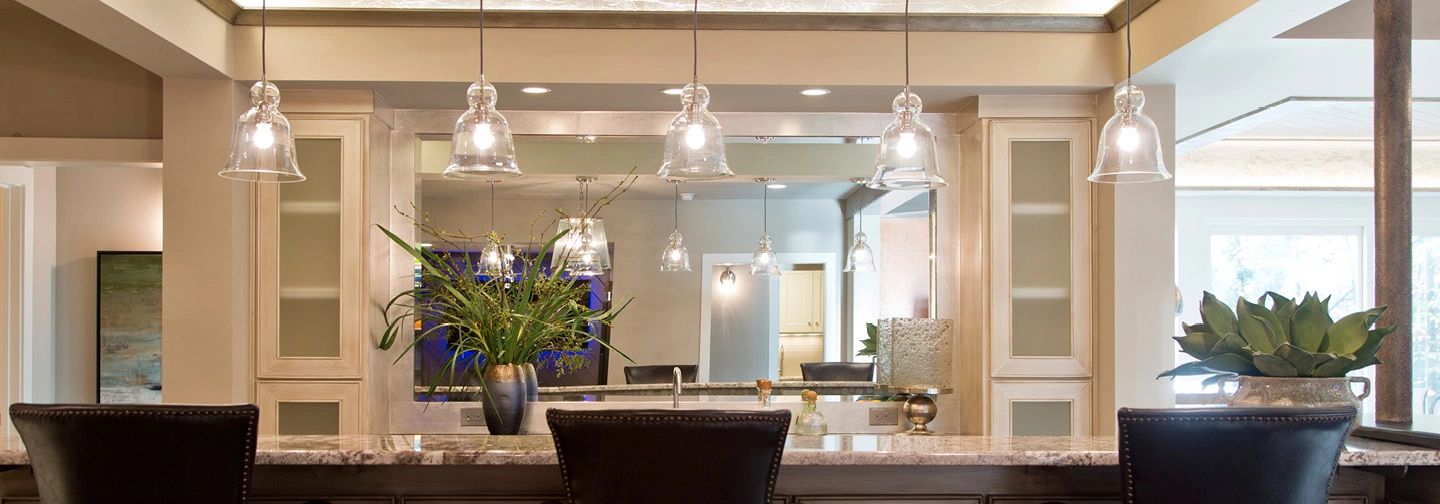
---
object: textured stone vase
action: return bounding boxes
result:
[1223,375,1370,432]
[521,362,540,401]
[875,318,954,389]
[482,364,528,435]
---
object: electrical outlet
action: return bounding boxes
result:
[868,406,900,426]
[460,407,486,427]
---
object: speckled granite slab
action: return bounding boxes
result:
[1,434,1436,467]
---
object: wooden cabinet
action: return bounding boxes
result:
[255,380,365,435]
[780,270,825,333]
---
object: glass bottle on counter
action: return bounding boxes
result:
[756,379,773,408]
[793,389,828,435]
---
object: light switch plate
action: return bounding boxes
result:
[868,406,900,426]
[460,407,486,427]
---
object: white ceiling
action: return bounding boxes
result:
[1223,99,1440,142]
[1279,0,1440,40]
[230,0,1121,14]
[420,174,861,200]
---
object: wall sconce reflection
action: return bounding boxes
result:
[718,266,738,296]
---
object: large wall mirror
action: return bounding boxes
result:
[408,132,937,397]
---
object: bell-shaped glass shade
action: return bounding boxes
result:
[868,91,946,191]
[843,231,876,272]
[658,83,733,181]
[1089,84,1171,184]
[750,234,782,276]
[660,230,691,272]
[444,80,522,181]
[479,239,516,280]
[221,81,304,183]
[551,217,611,277]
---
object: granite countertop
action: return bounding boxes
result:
[1,434,1435,467]
[421,381,900,397]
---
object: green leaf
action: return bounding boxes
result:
[1210,333,1254,358]
[1200,292,1238,338]
[1274,344,1319,377]
[1289,294,1331,352]
[1343,356,1381,374]
[1181,322,1212,335]
[1348,326,1394,368]
[1174,332,1221,358]
[1236,297,1277,353]
[1325,307,1385,356]
[1313,355,1356,377]
[1201,373,1235,390]
[1157,360,1216,379]
[1196,353,1261,375]
[1253,353,1300,377]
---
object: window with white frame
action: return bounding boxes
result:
[1175,191,1440,420]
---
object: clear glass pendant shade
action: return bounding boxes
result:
[843,231,876,272]
[552,217,610,277]
[869,91,946,190]
[221,81,304,183]
[750,234,782,276]
[1089,84,1170,184]
[479,239,516,279]
[658,83,733,181]
[444,80,522,181]
[660,230,691,272]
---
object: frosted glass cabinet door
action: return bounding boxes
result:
[989,121,1093,378]
[255,381,363,436]
[255,119,366,379]
[990,381,1092,437]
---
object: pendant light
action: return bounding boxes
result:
[750,178,781,276]
[718,265,738,295]
[1088,0,1170,184]
[844,180,877,272]
[867,0,945,191]
[444,0,521,181]
[220,0,304,183]
[660,181,691,272]
[657,0,733,181]
[553,177,611,277]
[479,181,515,279]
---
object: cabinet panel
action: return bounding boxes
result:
[990,381,1091,437]
[255,380,364,436]
[780,270,824,333]
[256,119,367,379]
[989,121,1093,378]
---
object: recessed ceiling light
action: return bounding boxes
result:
[661,87,685,96]
[767,183,787,190]
[520,86,552,94]
[799,88,831,96]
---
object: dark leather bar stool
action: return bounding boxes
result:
[548,409,790,504]
[800,362,875,381]
[1118,406,1354,504]
[10,403,260,504]
[624,364,698,384]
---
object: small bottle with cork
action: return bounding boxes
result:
[793,389,829,435]
[756,379,773,408]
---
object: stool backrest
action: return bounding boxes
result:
[800,362,875,381]
[623,365,698,384]
[548,408,790,504]
[10,403,259,504]
[1118,407,1354,504]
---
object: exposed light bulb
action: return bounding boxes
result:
[756,252,772,265]
[896,131,917,158]
[1116,125,1140,152]
[719,267,738,295]
[252,122,275,149]
[473,127,496,150]
[669,248,682,260]
[685,124,706,150]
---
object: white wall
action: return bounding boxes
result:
[420,195,846,385]
[54,166,162,402]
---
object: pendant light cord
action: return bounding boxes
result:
[479,0,486,81]
[762,183,769,234]
[673,182,681,231]
[903,0,910,92]
[1125,0,1132,86]
[488,181,496,233]
[261,0,267,84]
[692,0,699,86]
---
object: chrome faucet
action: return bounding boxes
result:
[672,366,683,408]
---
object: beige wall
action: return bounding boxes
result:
[161,79,249,404]
[54,166,162,402]
[420,195,845,385]
[0,0,161,139]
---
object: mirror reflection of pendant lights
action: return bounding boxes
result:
[750,178,782,276]
[552,176,611,277]
[220,0,304,183]
[660,181,691,272]
[843,179,877,272]
[718,265,738,295]
[867,0,945,191]
[656,0,733,181]
[1088,0,1170,184]
[443,0,522,181]
[479,181,516,279]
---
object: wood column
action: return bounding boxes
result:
[1374,0,1412,424]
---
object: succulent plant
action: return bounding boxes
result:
[1160,291,1394,387]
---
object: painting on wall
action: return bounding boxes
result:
[97,251,162,404]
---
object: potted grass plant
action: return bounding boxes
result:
[1161,291,1393,430]
[376,206,632,435]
